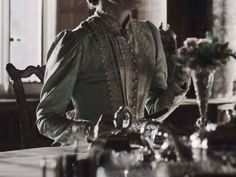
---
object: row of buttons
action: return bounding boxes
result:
[130,39,138,118]
[119,29,138,118]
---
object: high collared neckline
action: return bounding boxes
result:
[94,9,132,34]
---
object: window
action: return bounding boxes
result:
[10,0,42,70]
[0,0,9,94]
[0,0,57,96]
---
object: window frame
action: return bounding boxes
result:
[0,0,10,96]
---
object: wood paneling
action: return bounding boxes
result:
[167,0,213,98]
[0,100,52,151]
[167,0,212,46]
[0,101,21,151]
[57,0,90,32]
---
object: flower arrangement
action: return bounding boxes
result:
[172,32,236,70]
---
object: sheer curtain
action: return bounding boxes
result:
[212,0,236,98]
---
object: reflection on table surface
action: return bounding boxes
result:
[0,144,89,177]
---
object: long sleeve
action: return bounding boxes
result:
[36,30,90,145]
[145,22,190,122]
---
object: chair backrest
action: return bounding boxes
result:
[6,63,51,149]
[159,24,177,84]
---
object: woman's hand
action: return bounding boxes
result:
[174,66,192,88]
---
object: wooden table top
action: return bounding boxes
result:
[183,96,236,105]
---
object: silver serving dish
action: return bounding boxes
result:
[140,111,236,177]
[81,107,236,177]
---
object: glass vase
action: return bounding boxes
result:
[192,68,215,128]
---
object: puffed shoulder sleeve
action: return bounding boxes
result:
[145,21,189,121]
[36,30,89,145]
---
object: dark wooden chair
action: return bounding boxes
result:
[6,63,52,149]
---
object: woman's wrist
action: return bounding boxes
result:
[175,80,188,89]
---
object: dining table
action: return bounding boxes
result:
[0,144,89,177]
[1,135,236,177]
[0,143,157,177]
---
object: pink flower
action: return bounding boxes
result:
[184,38,198,50]
[177,46,192,65]
[179,46,189,57]
[179,46,196,59]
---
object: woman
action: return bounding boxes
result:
[36,0,191,145]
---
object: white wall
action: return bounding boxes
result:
[138,0,167,28]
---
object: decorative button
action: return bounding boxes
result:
[133,79,138,83]
[132,59,137,64]
[132,97,136,102]
[132,105,136,109]
[133,69,138,73]
[122,29,130,38]
[129,48,134,53]
[132,88,137,92]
